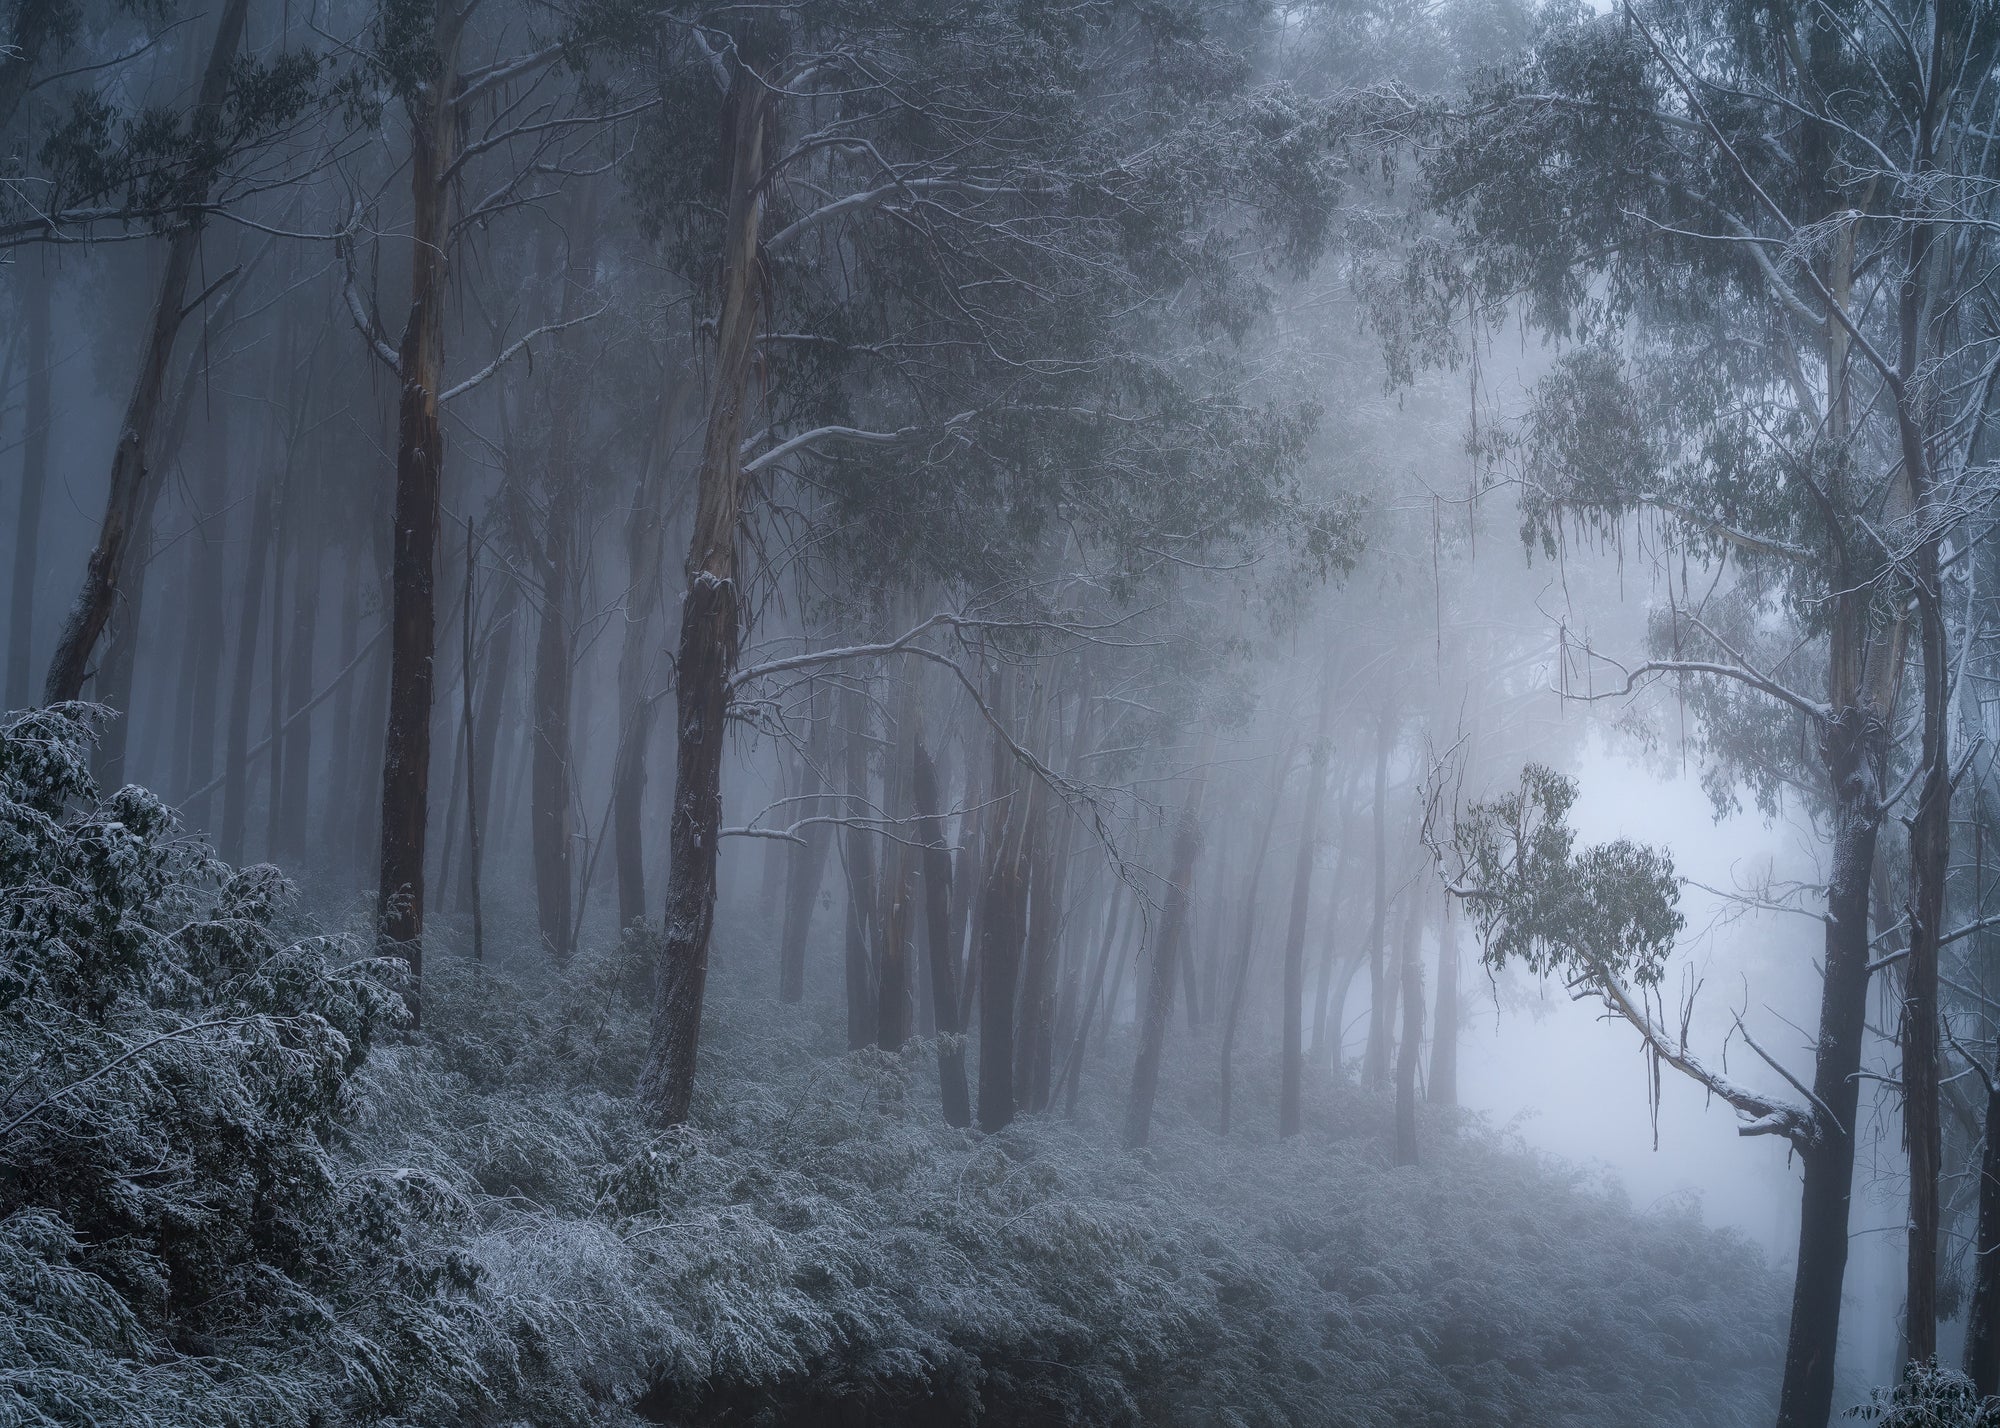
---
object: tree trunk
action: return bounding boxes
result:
[42,0,250,705]
[220,472,273,865]
[1964,1064,2000,1395]
[636,67,771,1124]
[8,254,51,709]
[841,678,879,1050]
[914,726,970,1126]
[1219,772,1285,1138]
[1017,772,1073,1113]
[179,404,228,830]
[778,686,833,1001]
[530,509,576,962]
[876,672,919,1051]
[1393,887,1424,1166]
[1282,681,1335,1136]
[88,462,165,786]
[1061,880,1124,1116]
[275,536,320,860]
[458,572,517,910]
[1776,707,1887,1428]
[1902,564,1946,1367]
[459,522,486,962]
[612,388,681,930]
[373,12,464,1009]
[1124,747,1211,1151]
[976,681,1031,1133]
[1430,887,1458,1108]
[1363,719,1393,1090]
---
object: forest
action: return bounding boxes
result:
[3,0,1998,1422]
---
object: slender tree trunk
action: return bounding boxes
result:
[841,679,880,1049]
[1282,682,1335,1136]
[778,687,833,1000]
[42,0,250,705]
[1219,757,1287,1138]
[914,725,971,1126]
[613,388,680,929]
[1965,1061,2000,1394]
[1124,747,1211,1151]
[637,67,771,1123]
[458,574,516,911]
[530,510,577,961]
[180,405,228,830]
[458,521,485,962]
[1902,578,1946,1367]
[976,681,1030,1133]
[275,539,320,860]
[1363,719,1393,1090]
[1062,879,1124,1116]
[220,473,273,865]
[8,256,51,709]
[1430,887,1458,1108]
[373,13,464,1009]
[1018,779,1074,1113]
[89,464,164,786]
[876,672,919,1051]
[1393,888,1424,1166]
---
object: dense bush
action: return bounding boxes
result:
[2,707,1789,1426]
[0,706,467,1427]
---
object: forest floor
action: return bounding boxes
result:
[334,886,1794,1428]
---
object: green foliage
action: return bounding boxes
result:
[1449,762,1684,988]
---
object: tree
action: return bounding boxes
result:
[1421,0,2000,1408]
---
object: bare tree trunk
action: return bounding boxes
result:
[778,686,833,1000]
[876,672,918,1051]
[529,505,577,962]
[1393,888,1424,1166]
[275,537,320,860]
[460,521,485,963]
[372,10,464,1011]
[458,573,517,911]
[914,724,971,1126]
[1219,767,1285,1138]
[89,462,165,786]
[976,677,1030,1133]
[42,0,250,705]
[1281,680,1335,1136]
[1965,1061,2000,1394]
[220,473,273,865]
[612,388,681,929]
[180,404,228,830]
[1061,879,1124,1116]
[1363,716,1393,1091]
[841,678,879,1050]
[636,67,771,1124]
[1124,747,1211,1151]
[1018,778,1075,1112]
[1429,887,1458,1108]
[8,255,51,709]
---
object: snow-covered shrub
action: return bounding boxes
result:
[0,706,470,1426]
[350,911,1786,1428]
[1850,1363,2000,1426]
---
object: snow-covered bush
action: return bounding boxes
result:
[0,711,1788,1426]
[1850,1364,2000,1426]
[350,918,1786,1428]
[0,706,470,1426]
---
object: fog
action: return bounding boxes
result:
[3,0,1995,1426]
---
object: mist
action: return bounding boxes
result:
[2,0,1993,1424]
